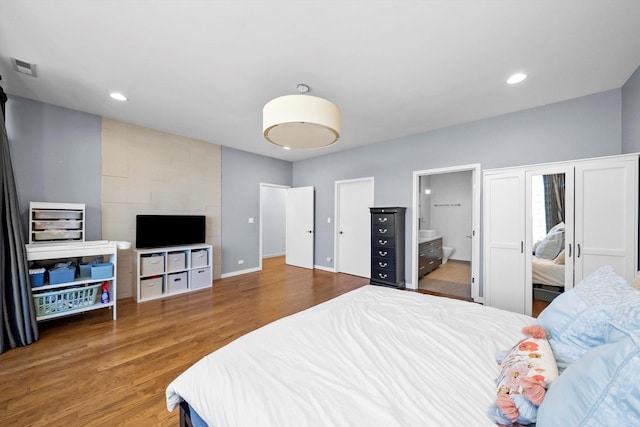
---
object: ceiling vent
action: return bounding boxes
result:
[11,57,37,77]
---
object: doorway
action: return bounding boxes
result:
[411,164,481,302]
[259,183,289,270]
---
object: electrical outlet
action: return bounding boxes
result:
[327,217,331,223]
[238,259,244,265]
[248,217,254,223]
[327,257,332,262]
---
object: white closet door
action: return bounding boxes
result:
[286,186,315,269]
[484,170,526,313]
[574,157,638,283]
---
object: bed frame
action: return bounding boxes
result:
[179,401,195,427]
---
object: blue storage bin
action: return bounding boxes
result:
[49,267,76,285]
[30,272,45,287]
[91,262,113,279]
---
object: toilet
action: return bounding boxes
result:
[442,246,454,264]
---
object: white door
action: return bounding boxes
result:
[484,170,526,314]
[286,186,314,269]
[574,158,638,283]
[336,178,374,277]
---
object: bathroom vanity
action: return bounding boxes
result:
[418,236,442,279]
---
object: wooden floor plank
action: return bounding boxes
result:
[0,257,367,426]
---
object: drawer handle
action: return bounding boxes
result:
[378,240,388,245]
[378,228,388,234]
[150,259,160,264]
[378,273,388,279]
[378,262,388,268]
[378,251,388,256]
[146,283,157,287]
[174,277,182,282]
[378,217,388,223]
[429,261,435,264]
[419,266,425,270]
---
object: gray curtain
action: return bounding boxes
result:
[0,84,39,354]
[543,173,565,232]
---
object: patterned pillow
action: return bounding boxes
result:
[536,266,634,369]
[488,327,558,426]
[537,331,640,427]
[534,222,565,260]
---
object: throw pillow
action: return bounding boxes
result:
[535,266,634,370]
[535,222,565,260]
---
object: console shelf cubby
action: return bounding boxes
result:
[134,244,213,303]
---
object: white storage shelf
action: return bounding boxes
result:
[26,241,117,321]
[134,244,213,302]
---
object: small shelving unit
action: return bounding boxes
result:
[134,244,213,303]
[26,240,117,321]
[29,202,85,244]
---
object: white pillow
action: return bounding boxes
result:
[535,222,565,260]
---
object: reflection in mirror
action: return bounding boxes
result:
[531,173,566,316]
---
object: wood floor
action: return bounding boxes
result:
[0,257,367,426]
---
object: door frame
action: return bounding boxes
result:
[259,182,290,271]
[334,176,375,275]
[411,164,481,301]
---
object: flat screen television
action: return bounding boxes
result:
[136,215,206,249]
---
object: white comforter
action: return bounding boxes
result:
[166,285,532,426]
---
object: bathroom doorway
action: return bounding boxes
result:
[411,164,481,302]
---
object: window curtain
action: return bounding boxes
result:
[0,80,39,354]
[543,174,565,232]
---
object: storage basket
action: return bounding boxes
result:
[33,283,101,317]
[49,266,76,285]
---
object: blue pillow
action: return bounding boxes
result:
[607,290,640,344]
[536,266,634,369]
[537,331,640,427]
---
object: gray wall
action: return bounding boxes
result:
[5,95,102,240]
[622,65,640,153]
[294,89,623,285]
[221,146,292,274]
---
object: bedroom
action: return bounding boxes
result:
[2,1,640,425]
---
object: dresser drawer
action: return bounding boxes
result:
[372,247,395,259]
[371,268,396,283]
[372,225,395,238]
[371,214,395,229]
[372,257,394,271]
[372,236,396,249]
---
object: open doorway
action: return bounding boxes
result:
[259,183,289,270]
[411,164,481,302]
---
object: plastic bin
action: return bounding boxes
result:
[30,271,45,287]
[49,267,76,285]
[32,283,100,317]
[91,262,113,279]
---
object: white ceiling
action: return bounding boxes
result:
[1,0,640,162]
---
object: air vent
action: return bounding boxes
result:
[11,57,37,77]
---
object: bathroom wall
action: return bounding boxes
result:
[428,171,473,262]
[418,175,431,229]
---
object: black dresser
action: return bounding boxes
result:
[370,207,406,289]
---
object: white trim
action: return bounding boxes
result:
[259,182,290,271]
[221,266,262,278]
[334,176,374,276]
[314,264,336,272]
[411,164,482,303]
[262,252,286,259]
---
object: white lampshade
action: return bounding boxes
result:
[263,94,341,149]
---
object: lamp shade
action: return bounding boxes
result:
[263,94,340,149]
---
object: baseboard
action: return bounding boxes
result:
[262,252,285,259]
[314,264,336,272]
[221,266,261,278]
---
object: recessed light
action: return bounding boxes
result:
[109,92,127,101]
[507,73,527,85]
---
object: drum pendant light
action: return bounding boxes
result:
[263,84,340,149]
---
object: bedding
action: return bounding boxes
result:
[532,254,564,287]
[166,285,533,426]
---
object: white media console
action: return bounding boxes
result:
[134,244,213,302]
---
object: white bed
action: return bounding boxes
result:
[166,285,533,426]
